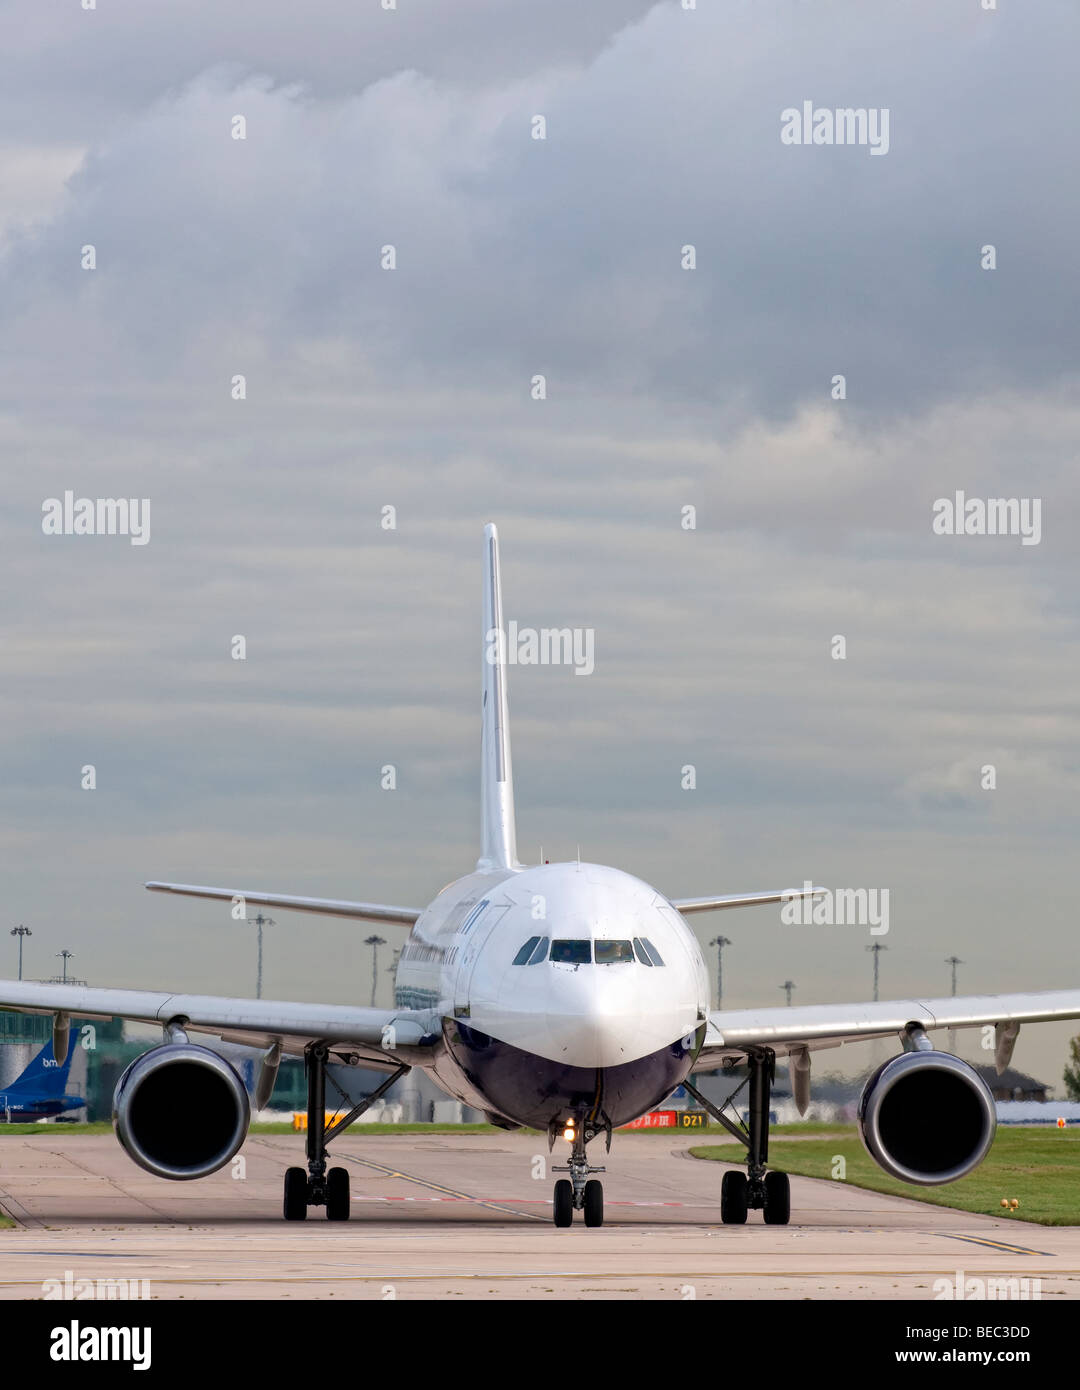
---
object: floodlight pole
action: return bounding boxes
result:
[10,925,32,981]
[365,935,386,1007]
[709,935,732,1011]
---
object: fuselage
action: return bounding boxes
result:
[394,862,710,1129]
[0,1095,83,1119]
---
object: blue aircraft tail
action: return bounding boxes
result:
[3,1038,75,1098]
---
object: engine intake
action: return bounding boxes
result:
[113,1043,250,1180]
[858,1050,996,1186]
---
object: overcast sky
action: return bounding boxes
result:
[2,1,1078,1087]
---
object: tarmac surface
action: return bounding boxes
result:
[1,1130,1077,1300]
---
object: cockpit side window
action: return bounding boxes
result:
[594,940,634,964]
[512,935,541,965]
[632,937,653,966]
[641,937,665,967]
[550,939,591,964]
[527,936,550,965]
[459,899,490,935]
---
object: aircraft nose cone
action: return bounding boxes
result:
[545,969,635,1068]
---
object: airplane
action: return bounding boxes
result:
[0,1036,86,1122]
[2,523,1079,1226]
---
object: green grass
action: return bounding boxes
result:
[0,1121,113,1136]
[769,1122,848,1137]
[0,1121,527,1138]
[247,1122,523,1136]
[690,1125,1080,1226]
[0,1118,839,1139]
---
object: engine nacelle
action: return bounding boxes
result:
[113,1044,250,1181]
[858,1050,996,1186]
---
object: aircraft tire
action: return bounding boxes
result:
[326,1166,350,1221]
[553,1178,574,1227]
[283,1166,308,1221]
[763,1170,790,1225]
[720,1169,748,1224]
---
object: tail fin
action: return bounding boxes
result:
[4,1038,74,1098]
[478,523,521,872]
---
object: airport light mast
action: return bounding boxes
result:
[56,949,74,983]
[946,955,964,1053]
[248,913,275,1000]
[365,935,386,1007]
[780,979,795,1007]
[867,941,888,1002]
[709,935,731,1011]
[10,925,31,981]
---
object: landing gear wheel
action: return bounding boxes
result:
[553,1179,574,1227]
[326,1166,350,1221]
[763,1170,790,1225]
[283,1166,308,1221]
[720,1169,748,1225]
[583,1179,604,1228]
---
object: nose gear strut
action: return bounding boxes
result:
[549,1114,610,1227]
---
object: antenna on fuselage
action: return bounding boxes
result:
[477,523,522,873]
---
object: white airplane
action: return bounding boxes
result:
[3,524,1080,1228]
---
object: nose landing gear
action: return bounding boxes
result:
[551,1117,609,1227]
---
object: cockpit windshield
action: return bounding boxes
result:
[594,940,634,964]
[550,939,591,964]
[514,937,661,966]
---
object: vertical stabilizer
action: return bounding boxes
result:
[478,524,522,872]
[3,1038,73,1098]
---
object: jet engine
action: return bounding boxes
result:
[858,1050,996,1186]
[113,1043,250,1180]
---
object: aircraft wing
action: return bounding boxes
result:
[0,979,439,1071]
[672,886,824,914]
[698,988,1080,1066]
[145,881,422,925]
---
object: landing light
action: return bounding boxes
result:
[563,1125,576,1142]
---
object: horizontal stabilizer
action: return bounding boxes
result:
[672,886,825,915]
[145,882,421,925]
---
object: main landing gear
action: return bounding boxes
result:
[684,1049,791,1226]
[283,1042,409,1222]
[551,1115,608,1228]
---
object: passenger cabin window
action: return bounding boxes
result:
[594,940,634,964]
[513,936,541,966]
[550,939,591,964]
[527,936,550,964]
